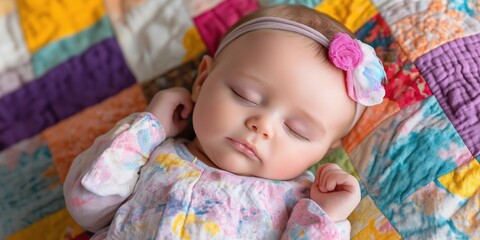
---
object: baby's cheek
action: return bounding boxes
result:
[266,151,310,180]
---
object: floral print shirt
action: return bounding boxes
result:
[63,113,351,239]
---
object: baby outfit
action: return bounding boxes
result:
[64,112,351,239]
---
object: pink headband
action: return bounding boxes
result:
[215,17,386,131]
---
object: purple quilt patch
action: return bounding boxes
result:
[0,38,136,150]
[415,33,480,158]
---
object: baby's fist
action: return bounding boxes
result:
[310,163,361,222]
[146,87,193,138]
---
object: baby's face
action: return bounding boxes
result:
[188,30,356,180]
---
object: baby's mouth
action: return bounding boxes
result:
[226,138,261,162]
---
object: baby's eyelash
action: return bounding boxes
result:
[231,88,257,105]
[284,124,310,142]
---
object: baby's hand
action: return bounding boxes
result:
[146,87,193,138]
[310,163,361,222]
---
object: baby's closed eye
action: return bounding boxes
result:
[230,87,261,106]
[283,122,310,141]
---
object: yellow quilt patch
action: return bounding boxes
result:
[17,0,106,53]
[0,0,15,16]
[438,159,480,198]
[6,208,84,240]
[349,196,401,240]
[183,27,207,63]
[315,0,378,32]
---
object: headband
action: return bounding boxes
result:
[215,17,387,130]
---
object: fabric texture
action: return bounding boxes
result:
[64,113,351,239]
[1,0,479,239]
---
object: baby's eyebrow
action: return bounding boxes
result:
[238,71,267,86]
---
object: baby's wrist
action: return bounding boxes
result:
[327,214,345,223]
[310,199,348,222]
[333,218,347,223]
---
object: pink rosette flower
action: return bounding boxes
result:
[328,33,363,71]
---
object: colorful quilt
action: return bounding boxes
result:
[1,0,479,239]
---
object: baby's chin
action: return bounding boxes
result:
[203,149,317,181]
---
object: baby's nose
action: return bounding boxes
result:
[246,116,274,139]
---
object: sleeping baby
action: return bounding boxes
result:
[64,4,386,239]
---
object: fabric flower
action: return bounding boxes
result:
[328,33,363,71]
[350,42,386,106]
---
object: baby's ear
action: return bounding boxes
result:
[191,55,214,102]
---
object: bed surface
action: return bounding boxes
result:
[1,0,479,239]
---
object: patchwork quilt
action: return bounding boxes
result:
[1,0,479,239]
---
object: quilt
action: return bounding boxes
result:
[1,0,479,239]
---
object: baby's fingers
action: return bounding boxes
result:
[326,174,360,197]
[320,169,346,192]
[170,88,193,119]
[315,163,340,182]
[323,172,351,191]
[180,98,193,119]
[316,164,341,190]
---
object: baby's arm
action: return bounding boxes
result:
[64,87,193,232]
[63,113,166,232]
[282,163,360,239]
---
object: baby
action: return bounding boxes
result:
[64,4,386,239]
